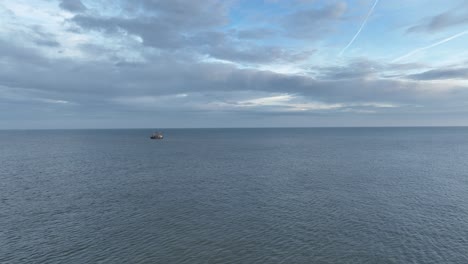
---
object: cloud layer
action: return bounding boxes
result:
[0,0,467,128]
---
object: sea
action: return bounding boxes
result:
[1,128,468,263]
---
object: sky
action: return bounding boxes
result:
[1,0,468,129]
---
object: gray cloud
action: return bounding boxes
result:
[315,59,433,81]
[70,15,311,64]
[69,0,346,51]
[407,2,468,33]
[407,68,468,80]
[30,25,60,47]
[2,0,468,128]
[283,1,347,38]
[33,38,60,47]
[70,0,229,42]
[69,1,234,56]
[2,41,467,129]
[315,59,383,80]
[135,0,228,28]
[235,28,276,39]
[204,43,315,64]
[67,0,333,64]
[2,36,464,112]
[71,15,188,49]
[59,0,87,13]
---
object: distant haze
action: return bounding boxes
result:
[1,0,468,129]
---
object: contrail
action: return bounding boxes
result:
[392,30,468,63]
[339,0,379,56]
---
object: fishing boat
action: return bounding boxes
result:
[150,132,163,139]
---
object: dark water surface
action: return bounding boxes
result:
[1,128,468,263]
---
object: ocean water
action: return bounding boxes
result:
[1,128,468,263]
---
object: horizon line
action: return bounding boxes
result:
[1,125,468,131]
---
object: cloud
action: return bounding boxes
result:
[2,0,468,128]
[59,0,87,13]
[235,28,276,39]
[136,0,228,27]
[70,15,311,64]
[392,30,468,63]
[68,1,304,64]
[0,85,73,107]
[4,24,468,90]
[71,15,189,49]
[283,1,347,38]
[70,0,229,49]
[205,44,315,64]
[30,25,60,47]
[1,36,465,110]
[407,2,468,33]
[232,94,347,112]
[315,59,383,80]
[407,68,468,80]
